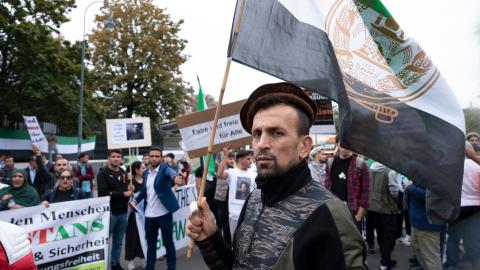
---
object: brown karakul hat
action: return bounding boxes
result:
[240,82,318,134]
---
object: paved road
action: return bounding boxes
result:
[123,240,475,269]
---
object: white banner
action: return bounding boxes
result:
[135,184,198,258]
[23,115,48,152]
[179,114,249,152]
[0,197,111,270]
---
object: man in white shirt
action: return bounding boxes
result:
[217,146,257,234]
[132,147,183,270]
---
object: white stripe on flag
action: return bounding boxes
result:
[276,0,465,132]
[0,138,95,153]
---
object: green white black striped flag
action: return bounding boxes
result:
[230,0,465,222]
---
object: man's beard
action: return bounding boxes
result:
[255,150,286,179]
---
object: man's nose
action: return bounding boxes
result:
[256,133,271,150]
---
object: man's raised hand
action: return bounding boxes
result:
[187,197,217,242]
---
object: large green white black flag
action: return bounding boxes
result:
[229,0,465,222]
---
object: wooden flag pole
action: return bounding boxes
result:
[187,0,248,258]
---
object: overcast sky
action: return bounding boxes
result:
[60,0,480,108]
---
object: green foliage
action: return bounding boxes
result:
[464,107,480,134]
[89,0,192,123]
[0,0,102,135]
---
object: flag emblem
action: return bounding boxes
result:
[326,0,439,124]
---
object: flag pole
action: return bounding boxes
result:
[187,0,248,258]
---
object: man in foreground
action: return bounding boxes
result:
[187,82,365,269]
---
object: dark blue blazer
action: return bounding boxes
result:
[135,163,180,214]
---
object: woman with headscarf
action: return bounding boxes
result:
[0,169,40,210]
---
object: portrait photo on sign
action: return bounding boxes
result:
[126,122,144,141]
[235,176,251,200]
[106,117,152,149]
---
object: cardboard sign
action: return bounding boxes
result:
[106,118,152,149]
[23,116,48,152]
[176,100,251,158]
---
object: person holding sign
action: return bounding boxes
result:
[187,82,365,269]
[131,147,183,270]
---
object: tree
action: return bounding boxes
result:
[0,1,103,134]
[185,93,218,114]
[464,108,480,134]
[89,0,192,123]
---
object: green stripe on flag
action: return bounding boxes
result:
[0,128,30,140]
[57,135,96,145]
[357,0,391,17]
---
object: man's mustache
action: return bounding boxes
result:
[255,150,276,162]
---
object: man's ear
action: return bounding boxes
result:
[299,135,313,160]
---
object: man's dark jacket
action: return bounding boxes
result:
[196,160,366,270]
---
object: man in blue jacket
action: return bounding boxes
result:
[404,181,444,270]
[132,146,183,270]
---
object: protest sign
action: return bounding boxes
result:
[0,197,111,270]
[23,115,48,152]
[106,117,152,149]
[135,184,198,257]
[305,91,336,134]
[176,100,251,158]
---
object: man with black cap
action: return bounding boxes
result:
[187,82,365,269]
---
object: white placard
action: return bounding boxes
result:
[23,115,48,152]
[179,114,249,152]
[106,118,152,149]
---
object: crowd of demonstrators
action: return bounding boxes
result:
[188,82,365,269]
[72,153,95,198]
[125,161,146,270]
[0,145,199,270]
